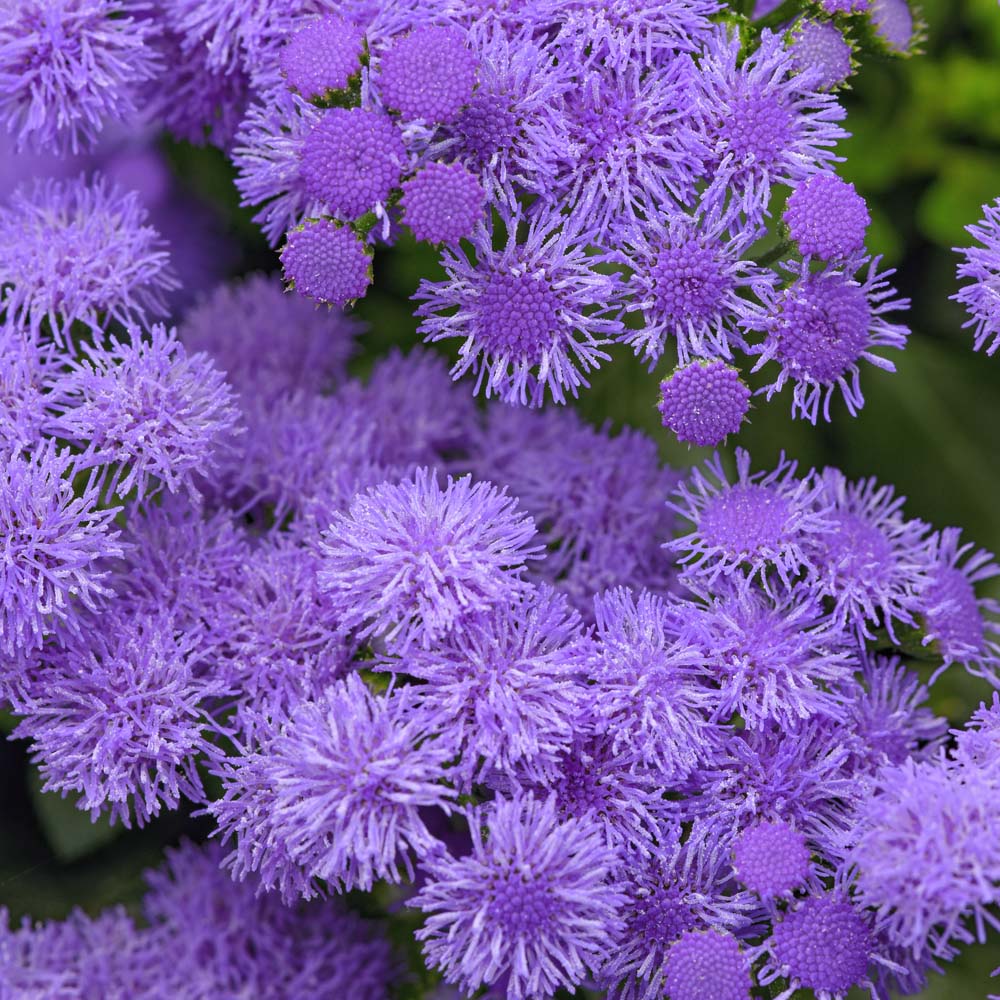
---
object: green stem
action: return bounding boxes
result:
[752,239,794,268]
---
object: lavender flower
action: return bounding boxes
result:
[279,15,365,101]
[399,161,485,245]
[0,442,122,655]
[663,930,752,1000]
[783,172,870,261]
[0,0,161,154]
[732,820,812,898]
[657,361,752,447]
[412,794,625,1000]
[0,175,176,341]
[790,20,855,92]
[211,675,456,894]
[281,219,373,306]
[318,469,540,651]
[415,207,625,406]
[14,610,225,827]
[52,325,241,502]
[954,195,1000,355]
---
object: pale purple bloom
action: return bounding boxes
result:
[412,794,625,1000]
[318,469,540,651]
[0,175,176,341]
[733,820,812,898]
[399,161,485,245]
[954,195,1000,355]
[791,20,854,92]
[784,172,870,261]
[281,219,373,306]
[658,361,751,447]
[279,15,365,100]
[663,930,752,1000]
[870,0,916,53]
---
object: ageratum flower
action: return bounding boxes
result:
[663,930,753,1000]
[590,588,714,777]
[756,893,879,1000]
[658,361,752,447]
[681,583,857,728]
[376,25,478,123]
[599,828,759,1000]
[0,442,122,655]
[954,196,1000,355]
[554,58,705,235]
[784,172,870,261]
[142,840,399,999]
[391,586,590,788]
[806,469,935,641]
[52,325,241,502]
[415,206,625,406]
[620,208,773,364]
[180,273,363,403]
[474,405,679,608]
[847,757,1000,959]
[953,693,1000,781]
[0,0,161,154]
[399,161,485,245]
[0,323,64,448]
[666,449,833,593]
[412,794,624,1000]
[281,220,373,306]
[790,20,854,92]
[211,675,456,894]
[918,528,1000,682]
[232,89,324,246]
[732,820,812,898]
[14,610,225,827]
[870,0,916,53]
[318,469,540,650]
[279,15,365,101]
[696,28,847,222]
[0,175,176,341]
[750,257,910,423]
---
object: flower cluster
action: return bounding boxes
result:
[3,263,998,995]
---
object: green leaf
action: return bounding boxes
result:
[29,768,122,863]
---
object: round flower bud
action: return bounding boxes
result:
[771,895,873,995]
[870,0,915,53]
[279,15,365,101]
[281,220,372,306]
[733,821,811,897]
[400,162,485,245]
[791,21,853,91]
[664,931,752,1000]
[378,26,477,122]
[300,108,407,219]
[784,173,870,261]
[657,361,751,447]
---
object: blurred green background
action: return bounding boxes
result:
[1,0,998,995]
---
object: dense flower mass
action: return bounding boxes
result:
[0,2,997,1000]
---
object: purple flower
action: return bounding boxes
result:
[790,20,855,92]
[696,28,848,221]
[666,449,833,593]
[142,839,400,999]
[211,675,456,894]
[0,0,161,154]
[821,0,871,11]
[317,469,540,651]
[281,219,373,306]
[870,0,916,53]
[14,610,226,827]
[599,828,759,1000]
[436,17,573,207]
[846,757,1000,959]
[732,820,812,898]
[389,585,590,787]
[783,172,870,261]
[658,361,752,447]
[954,195,1000,356]
[376,25,477,123]
[806,468,935,640]
[0,175,176,341]
[590,587,714,777]
[682,583,857,728]
[412,794,625,1000]
[475,405,679,608]
[279,15,365,101]
[0,323,64,448]
[0,442,122,655]
[554,58,705,235]
[51,325,241,502]
[749,257,910,422]
[180,273,363,403]
[918,528,1000,682]
[953,693,1000,781]
[756,893,877,999]
[663,930,752,1000]
[620,208,773,364]
[299,107,407,221]
[232,89,324,246]
[399,161,485,245]
[414,207,625,406]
